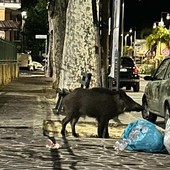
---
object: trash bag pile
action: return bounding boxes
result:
[114,119,168,153]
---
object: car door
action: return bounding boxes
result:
[159,60,170,116]
[147,58,170,114]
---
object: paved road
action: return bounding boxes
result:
[0,71,170,169]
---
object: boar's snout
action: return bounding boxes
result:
[132,103,144,112]
[125,102,143,112]
[119,89,143,112]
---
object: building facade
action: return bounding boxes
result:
[0,0,21,50]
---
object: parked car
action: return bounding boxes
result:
[142,57,170,126]
[117,56,140,92]
[17,53,34,71]
[32,61,44,71]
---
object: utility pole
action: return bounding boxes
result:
[120,0,124,57]
[108,0,121,91]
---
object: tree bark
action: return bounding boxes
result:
[48,0,102,90]
[92,0,101,86]
[48,0,69,89]
[58,0,100,90]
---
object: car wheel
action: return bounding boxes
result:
[164,104,170,126]
[142,99,157,123]
[133,83,140,92]
[126,86,131,90]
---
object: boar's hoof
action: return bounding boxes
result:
[103,134,110,138]
[73,132,79,138]
[61,129,67,137]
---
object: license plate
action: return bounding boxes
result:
[120,68,127,72]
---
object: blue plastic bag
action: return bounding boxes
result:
[122,120,166,153]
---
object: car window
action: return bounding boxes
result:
[121,58,134,67]
[164,62,170,79]
[154,59,170,80]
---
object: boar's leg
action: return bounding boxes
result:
[70,116,80,137]
[103,121,109,138]
[61,115,73,137]
[97,118,109,138]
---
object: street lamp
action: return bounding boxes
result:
[129,27,136,57]
[124,33,129,55]
[21,11,27,52]
[153,21,159,29]
[124,33,129,46]
[157,12,170,27]
[21,11,27,30]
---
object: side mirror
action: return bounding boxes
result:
[144,76,153,81]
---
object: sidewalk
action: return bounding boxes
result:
[0,71,170,170]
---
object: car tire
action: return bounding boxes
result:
[133,83,140,92]
[142,99,157,123]
[126,86,131,90]
[164,104,170,127]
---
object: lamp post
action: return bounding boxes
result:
[153,21,159,29]
[109,0,121,90]
[154,12,170,27]
[129,27,136,58]
[124,33,129,55]
[120,0,124,57]
[21,11,27,52]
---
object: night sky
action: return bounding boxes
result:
[23,0,170,37]
[124,0,170,34]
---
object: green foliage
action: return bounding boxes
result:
[138,64,155,74]
[146,26,170,49]
[138,56,164,74]
[24,0,48,61]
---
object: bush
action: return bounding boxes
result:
[138,64,155,74]
[138,56,165,74]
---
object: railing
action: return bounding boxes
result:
[0,0,21,3]
[0,38,17,63]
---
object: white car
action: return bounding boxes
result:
[142,57,170,127]
[32,61,44,71]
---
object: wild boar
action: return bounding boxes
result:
[61,87,143,138]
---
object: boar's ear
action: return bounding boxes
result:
[111,89,120,95]
[118,89,127,98]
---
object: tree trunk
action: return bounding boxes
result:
[58,0,100,90]
[48,0,69,89]
[92,0,101,86]
[100,0,109,87]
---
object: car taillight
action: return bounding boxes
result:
[133,66,138,74]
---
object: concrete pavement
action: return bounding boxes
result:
[0,71,170,170]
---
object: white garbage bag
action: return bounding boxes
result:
[164,118,170,154]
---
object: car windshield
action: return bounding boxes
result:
[154,58,170,80]
[121,58,134,67]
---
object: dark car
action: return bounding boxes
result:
[142,57,170,126]
[118,56,140,92]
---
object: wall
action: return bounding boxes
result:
[0,63,19,86]
[0,7,5,20]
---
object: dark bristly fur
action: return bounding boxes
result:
[60,87,143,138]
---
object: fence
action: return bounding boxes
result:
[0,38,19,86]
[0,38,17,63]
[0,0,21,3]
